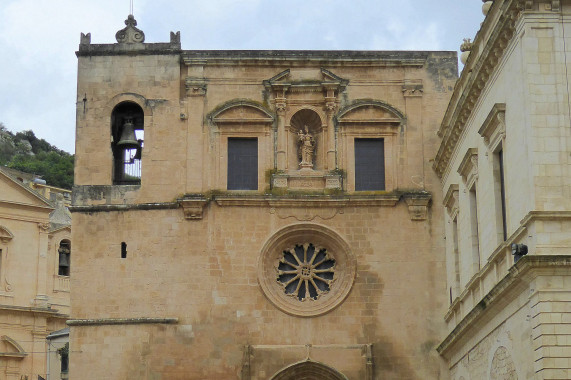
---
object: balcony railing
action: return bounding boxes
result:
[53,275,70,293]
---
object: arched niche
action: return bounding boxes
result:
[111,101,145,185]
[288,108,325,171]
[270,361,349,380]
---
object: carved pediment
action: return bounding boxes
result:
[478,103,506,148]
[0,336,27,358]
[337,100,404,124]
[263,68,348,93]
[0,226,14,243]
[211,100,274,125]
[443,184,459,218]
[458,148,478,186]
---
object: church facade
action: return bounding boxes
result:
[70,13,457,380]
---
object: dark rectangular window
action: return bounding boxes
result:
[228,138,258,190]
[354,138,385,191]
[498,149,507,241]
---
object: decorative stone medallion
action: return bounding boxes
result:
[258,224,356,317]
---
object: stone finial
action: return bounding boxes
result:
[115,14,145,44]
[80,32,91,45]
[170,31,180,44]
[460,38,473,52]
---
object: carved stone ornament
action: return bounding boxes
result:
[258,224,356,317]
[0,226,14,244]
[115,15,145,44]
[275,101,287,116]
[403,193,431,221]
[179,197,208,220]
[37,223,51,232]
[185,77,207,97]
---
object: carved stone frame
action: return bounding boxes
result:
[0,226,14,294]
[258,223,356,317]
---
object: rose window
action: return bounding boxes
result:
[277,243,335,301]
[258,224,356,317]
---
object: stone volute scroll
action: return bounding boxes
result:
[116,15,145,44]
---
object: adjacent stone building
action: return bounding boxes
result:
[0,167,71,380]
[70,15,457,379]
[435,1,571,379]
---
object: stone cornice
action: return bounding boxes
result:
[67,318,178,326]
[433,0,520,179]
[69,202,179,213]
[0,304,66,317]
[182,50,441,67]
[437,255,571,358]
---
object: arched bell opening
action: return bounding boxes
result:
[289,109,324,171]
[270,361,349,380]
[111,102,144,185]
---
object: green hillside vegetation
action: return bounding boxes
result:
[0,123,74,189]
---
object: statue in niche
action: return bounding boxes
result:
[298,126,315,170]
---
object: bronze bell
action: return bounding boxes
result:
[59,252,70,267]
[117,117,139,149]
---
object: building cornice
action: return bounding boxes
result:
[433,0,521,179]
[182,50,441,67]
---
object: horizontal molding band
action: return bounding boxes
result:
[67,318,179,326]
[70,202,179,213]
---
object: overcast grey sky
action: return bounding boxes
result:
[0,0,483,153]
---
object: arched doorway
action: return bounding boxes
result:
[270,361,349,380]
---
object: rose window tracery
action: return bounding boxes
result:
[258,224,356,317]
[277,243,335,301]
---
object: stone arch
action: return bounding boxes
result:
[105,93,153,118]
[0,335,27,358]
[270,360,349,380]
[208,99,274,124]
